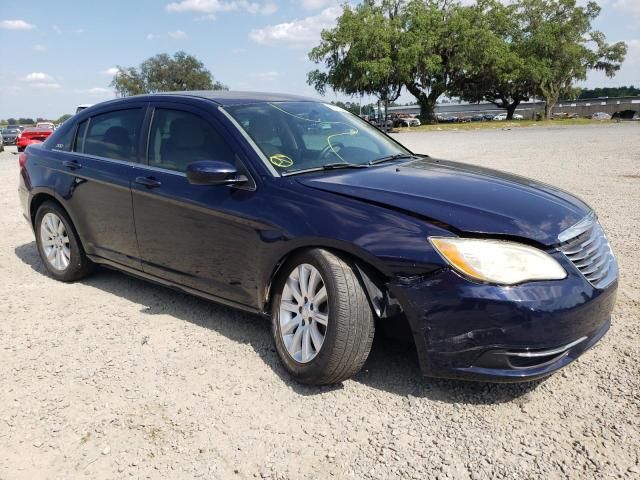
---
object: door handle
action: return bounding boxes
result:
[63,160,82,170]
[135,176,162,188]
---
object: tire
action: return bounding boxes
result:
[17,146,24,152]
[271,249,375,385]
[35,200,94,282]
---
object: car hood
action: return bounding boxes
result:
[296,157,591,246]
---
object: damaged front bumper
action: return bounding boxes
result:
[388,268,617,382]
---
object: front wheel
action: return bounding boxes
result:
[271,249,375,385]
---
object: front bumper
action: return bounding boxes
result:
[389,268,617,382]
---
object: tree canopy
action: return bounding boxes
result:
[110,51,227,97]
[308,0,627,121]
[308,1,405,120]
[577,85,640,99]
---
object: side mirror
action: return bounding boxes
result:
[186,160,248,186]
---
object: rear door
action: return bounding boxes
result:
[131,102,264,307]
[59,105,146,268]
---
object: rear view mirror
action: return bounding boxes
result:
[186,161,248,186]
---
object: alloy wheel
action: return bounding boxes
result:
[40,212,71,271]
[279,264,329,363]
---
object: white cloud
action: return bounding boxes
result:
[168,30,188,40]
[75,28,85,34]
[146,33,160,40]
[0,19,36,30]
[77,87,114,97]
[34,44,47,52]
[24,72,54,82]
[102,67,120,76]
[249,6,341,47]
[166,0,277,16]
[52,25,62,34]
[301,0,337,10]
[259,2,278,15]
[22,72,61,90]
[248,71,279,80]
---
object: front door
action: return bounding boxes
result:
[131,104,264,307]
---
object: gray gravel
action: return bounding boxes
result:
[1,123,639,479]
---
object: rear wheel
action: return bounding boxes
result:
[35,201,94,282]
[271,249,375,385]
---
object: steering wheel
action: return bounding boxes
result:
[318,142,345,162]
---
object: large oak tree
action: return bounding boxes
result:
[110,51,227,97]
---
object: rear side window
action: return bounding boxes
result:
[73,121,88,152]
[148,108,235,172]
[49,124,75,151]
[83,109,143,162]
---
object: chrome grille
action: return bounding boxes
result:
[557,218,617,289]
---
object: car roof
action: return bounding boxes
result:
[87,91,320,111]
[152,90,319,105]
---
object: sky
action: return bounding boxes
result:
[1,0,639,119]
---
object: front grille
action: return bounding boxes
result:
[557,219,617,289]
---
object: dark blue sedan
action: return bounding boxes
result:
[18,91,618,384]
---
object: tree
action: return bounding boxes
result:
[7,118,17,125]
[521,0,627,119]
[398,0,480,122]
[18,118,35,125]
[57,114,73,124]
[576,85,640,99]
[450,0,534,119]
[308,1,405,126]
[331,101,375,116]
[110,51,227,97]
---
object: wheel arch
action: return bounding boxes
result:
[29,191,66,227]
[29,191,88,252]
[263,245,404,324]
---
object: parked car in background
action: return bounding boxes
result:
[2,127,20,145]
[611,110,640,121]
[393,115,421,127]
[7,124,24,132]
[592,112,612,121]
[16,126,54,152]
[436,115,456,123]
[76,104,93,114]
[0,131,3,152]
[18,91,618,385]
[36,121,55,130]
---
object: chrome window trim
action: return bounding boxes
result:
[217,106,280,177]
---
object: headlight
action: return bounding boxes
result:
[429,237,566,285]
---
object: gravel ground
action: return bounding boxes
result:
[1,123,639,479]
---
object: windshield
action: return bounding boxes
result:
[2,129,17,134]
[225,102,410,174]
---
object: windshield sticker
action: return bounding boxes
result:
[266,103,360,163]
[270,154,294,168]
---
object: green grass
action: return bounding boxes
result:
[396,118,631,132]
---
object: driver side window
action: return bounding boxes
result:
[148,108,235,172]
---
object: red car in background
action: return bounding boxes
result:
[16,126,53,152]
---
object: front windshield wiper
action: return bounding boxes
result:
[368,153,418,165]
[321,162,370,170]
